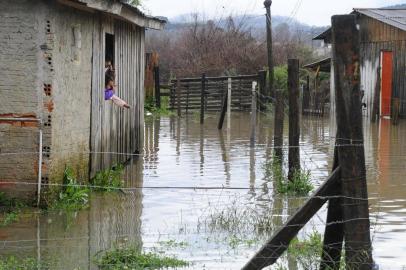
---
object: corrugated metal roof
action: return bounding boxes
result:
[354,8,406,32]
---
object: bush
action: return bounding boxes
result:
[95,247,188,270]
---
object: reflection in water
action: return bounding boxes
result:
[1,113,406,269]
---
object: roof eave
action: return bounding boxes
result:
[57,0,165,30]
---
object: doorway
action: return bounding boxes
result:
[380,51,393,118]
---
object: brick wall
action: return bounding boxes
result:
[0,0,45,201]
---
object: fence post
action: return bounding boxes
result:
[154,66,161,109]
[200,74,206,124]
[250,81,258,147]
[274,89,284,161]
[258,70,267,110]
[332,15,373,269]
[218,87,228,130]
[227,78,232,131]
[288,59,300,181]
[176,79,181,117]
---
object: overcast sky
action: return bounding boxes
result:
[142,0,405,26]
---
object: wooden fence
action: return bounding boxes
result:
[165,72,267,112]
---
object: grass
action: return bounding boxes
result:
[0,192,27,228]
[264,157,314,196]
[158,239,189,249]
[95,247,188,270]
[50,164,125,211]
[0,256,52,270]
[50,167,90,211]
[90,164,124,192]
[198,196,274,235]
[145,96,175,116]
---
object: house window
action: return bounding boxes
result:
[105,33,115,72]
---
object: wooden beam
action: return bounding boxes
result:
[332,15,373,270]
[218,89,228,130]
[242,167,341,270]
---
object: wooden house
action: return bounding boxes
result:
[0,0,165,203]
[313,8,406,120]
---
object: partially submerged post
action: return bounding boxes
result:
[217,87,228,130]
[264,0,274,99]
[250,81,258,147]
[258,70,267,110]
[227,77,232,132]
[328,14,373,269]
[176,79,181,117]
[371,68,381,123]
[288,59,300,180]
[154,65,161,109]
[200,74,206,124]
[273,89,284,160]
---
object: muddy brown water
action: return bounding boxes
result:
[1,112,406,269]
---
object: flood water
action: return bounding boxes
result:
[1,112,406,269]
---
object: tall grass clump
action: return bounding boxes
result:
[50,167,90,211]
[264,156,313,195]
[90,164,124,192]
[95,246,188,270]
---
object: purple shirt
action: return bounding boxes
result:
[104,88,114,100]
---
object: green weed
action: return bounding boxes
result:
[0,256,52,270]
[145,96,175,116]
[276,169,314,196]
[90,164,124,192]
[95,247,188,270]
[0,192,28,227]
[158,239,189,249]
[264,157,314,195]
[50,167,90,211]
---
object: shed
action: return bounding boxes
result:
[314,8,406,119]
[0,0,165,203]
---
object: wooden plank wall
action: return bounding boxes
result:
[359,15,406,117]
[169,75,259,112]
[90,15,145,177]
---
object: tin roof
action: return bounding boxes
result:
[354,8,406,31]
[313,8,406,41]
[303,57,331,73]
[58,0,166,30]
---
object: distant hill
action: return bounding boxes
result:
[160,13,328,45]
[384,4,406,9]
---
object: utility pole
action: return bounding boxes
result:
[264,0,274,99]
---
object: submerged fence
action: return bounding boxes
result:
[165,72,267,112]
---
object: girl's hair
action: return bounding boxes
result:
[105,69,115,87]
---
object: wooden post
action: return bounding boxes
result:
[371,67,381,123]
[264,0,274,99]
[392,97,400,125]
[154,65,161,108]
[250,81,258,147]
[273,89,284,161]
[288,59,300,181]
[332,15,373,269]
[200,74,206,124]
[258,70,267,110]
[218,88,228,130]
[176,79,181,117]
[227,78,232,131]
